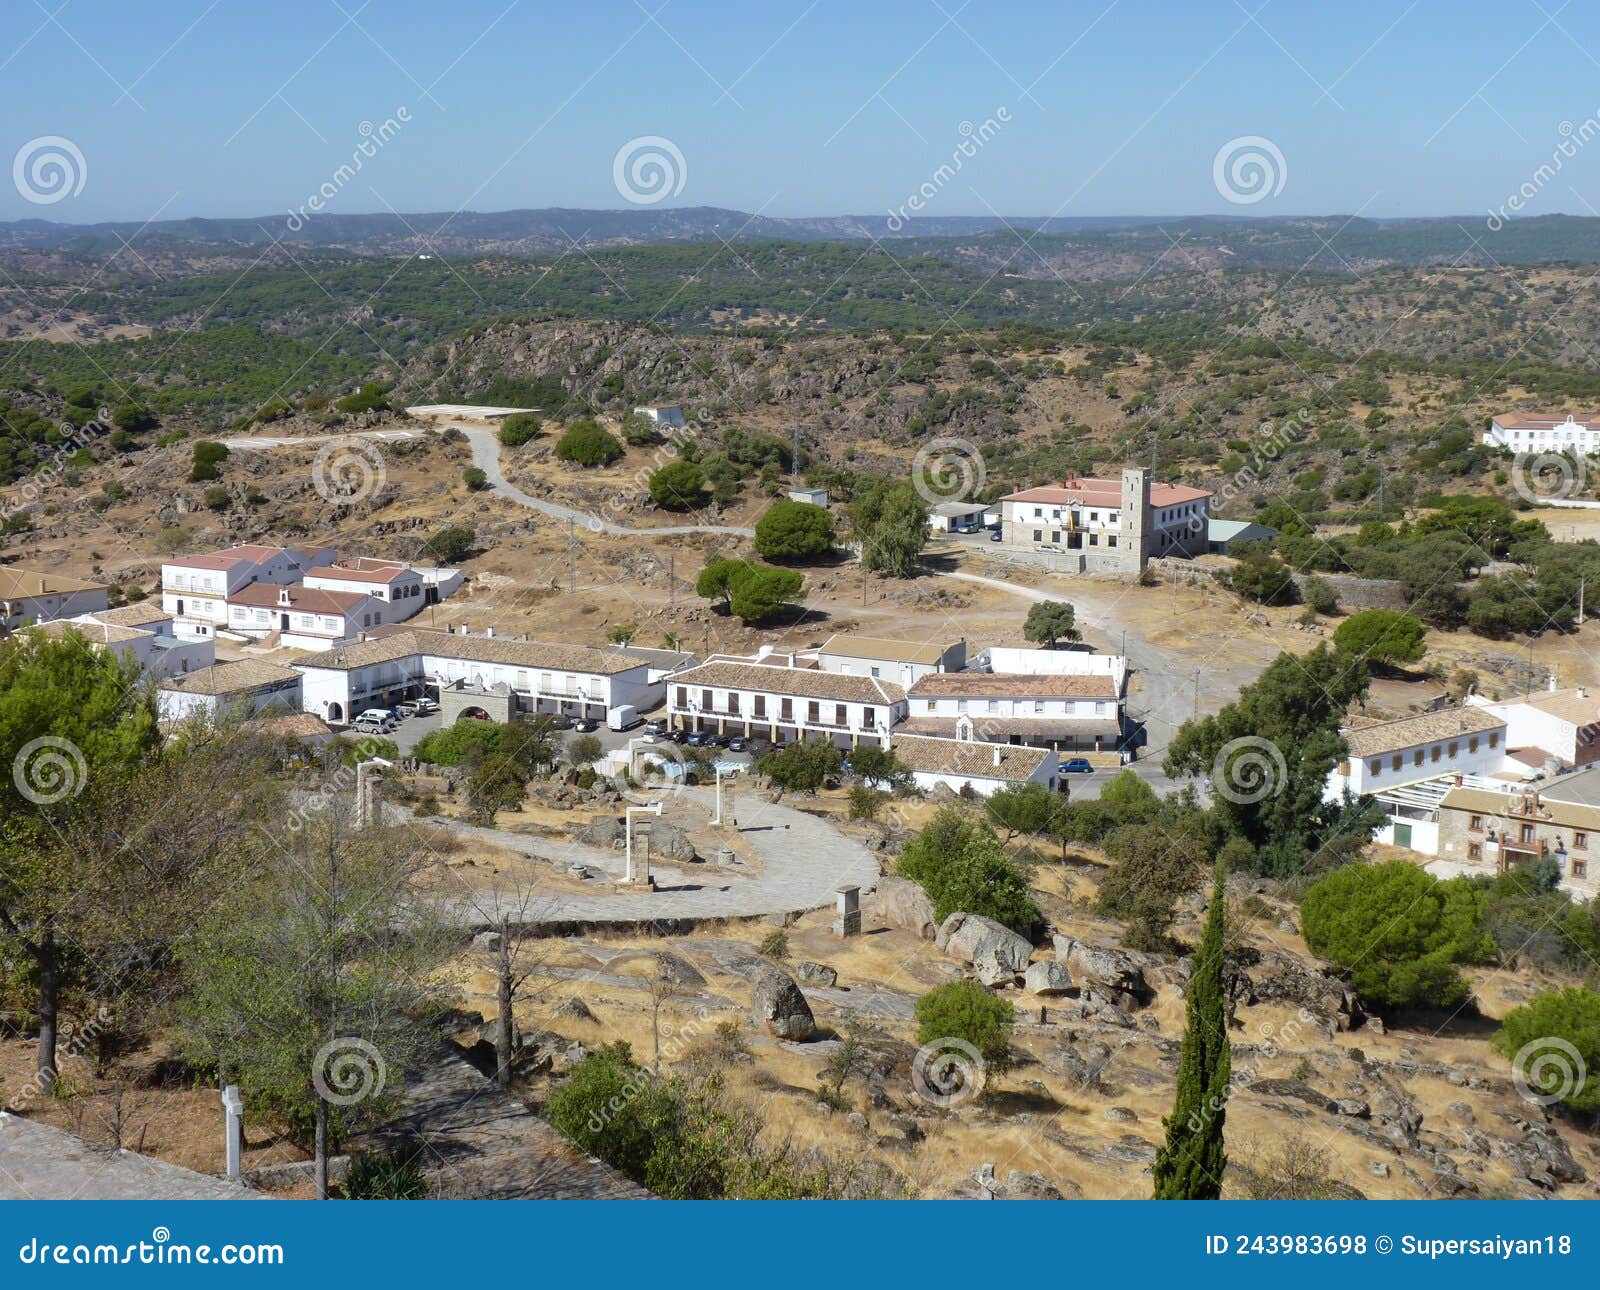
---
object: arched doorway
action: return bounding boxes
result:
[327,701,344,723]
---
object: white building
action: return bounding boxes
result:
[225,583,384,651]
[1482,412,1600,454]
[34,607,212,680]
[158,660,304,722]
[814,635,966,687]
[975,646,1128,690]
[0,567,108,630]
[999,469,1212,572]
[928,501,988,533]
[887,733,1058,798]
[634,405,687,430]
[161,544,333,640]
[667,655,906,747]
[293,629,660,726]
[303,558,426,616]
[905,672,1123,752]
[1467,685,1600,772]
[786,486,829,508]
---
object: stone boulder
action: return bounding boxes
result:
[1051,935,1150,1004]
[937,913,1033,984]
[1023,961,1074,995]
[1248,1078,1339,1115]
[650,821,697,864]
[750,967,817,1042]
[868,876,938,939]
[651,951,707,986]
[575,815,624,848]
[795,961,838,987]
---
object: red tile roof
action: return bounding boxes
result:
[1003,476,1211,507]
[230,583,368,615]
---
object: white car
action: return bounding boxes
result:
[353,709,397,733]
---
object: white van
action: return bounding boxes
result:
[353,708,397,733]
[607,705,642,732]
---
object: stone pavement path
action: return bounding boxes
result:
[429,786,879,928]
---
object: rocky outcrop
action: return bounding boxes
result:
[869,877,938,939]
[750,967,817,1041]
[938,913,1033,985]
[1051,935,1150,1006]
[1023,961,1074,995]
[795,961,838,987]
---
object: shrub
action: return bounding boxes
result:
[568,733,603,766]
[335,382,389,414]
[648,460,708,510]
[754,499,835,562]
[757,930,789,960]
[556,420,624,467]
[848,784,885,821]
[1492,988,1600,1115]
[497,413,542,446]
[1302,575,1340,615]
[895,806,1039,933]
[414,720,503,766]
[189,440,229,482]
[755,738,842,793]
[1300,861,1493,1010]
[344,1142,429,1199]
[202,485,231,511]
[463,466,489,491]
[914,980,1013,1065]
[422,525,474,564]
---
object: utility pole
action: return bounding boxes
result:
[669,552,675,608]
[1193,670,1200,718]
[566,515,576,594]
[791,422,801,490]
[1580,575,1586,628]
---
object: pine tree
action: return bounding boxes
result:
[1152,855,1232,1199]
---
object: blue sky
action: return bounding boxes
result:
[6,0,1600,224]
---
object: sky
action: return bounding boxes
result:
[6,0,1600,225]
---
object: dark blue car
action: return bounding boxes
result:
[1058,757,1094,774]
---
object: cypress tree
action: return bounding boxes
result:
[1152,855,1232,1199]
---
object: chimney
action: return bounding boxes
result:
[485,626,494,638]
[993,744,1002,767]
[1579,687,1589,701]
[1549,675,1559,692]
[786,651,796,667]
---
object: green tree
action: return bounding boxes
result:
[1493,988,1600,1116]
[649,460,708,511]
[335,382,390,414]
[463,466,489,491]
[556,419,624,467]
[856,482,928,578]
[1300,861,1494,1010]
[914,980,1013,1066]
[895,806,1039,932]
[846,744,911,790]
[754,499,835,562]
[1165,645,1377,877]
[189,440,230,482]
[695,557,804,625]
[1332,609,1427,670]
[422,525,475,564]
[983,780,1060,842]
[569,733,604,766]
[1098,822,1210,950]
[1023,601,1081,647]
[1223,541,1298,605]
[180,801,447,1198]
[756,739,843,793]
[1152,858,1231,1199]
[0,631,160,1089]
[497,413,542,446]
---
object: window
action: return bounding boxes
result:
[1576,831,1589,849]
[1392,754,1402,771]
[1034,699,1045,714]
[807,701,820,723]
[1469,814,1484,832]
[1521,823,1536,844]
[1107,536,1117,547]
[835,704,846,727]
[1369,760,1380,776]
[1447,741,1458,758]
[1413,749,1424,766]
[987,699,999,713]
[925,699,936,713]
[676,687,687,707]
[1032,530,1042,543]
[1468,737,1479,753]
[869,666,881,679]
[1490,731,1499,748]
[1469,844,1484,863]
[1574,857,1589,880]
[1431,745,1441,762]
[956,699,968,713]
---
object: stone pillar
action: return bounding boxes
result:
[631,823,654,889]
[832,885,861,938]
[221,1084,243,1181]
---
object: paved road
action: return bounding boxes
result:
[429,785,879,928]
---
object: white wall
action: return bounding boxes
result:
[1326,726,1506,799]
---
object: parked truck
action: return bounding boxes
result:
[607,704,642,731]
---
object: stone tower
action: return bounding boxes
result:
[1120,467,1153,572]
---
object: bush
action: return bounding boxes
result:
[202,485,231,511]
[1332,609,1427,669]
[755,739,842,793]
[414,720,504,766]
[463,466,489,491]
[757,930,788,960]
[914,980,1013,1065]
[1492,988,1600,1115]
[497,413,542,446]
[189,440,229,482]
[335,382,389,414]
[848,784,885,821]
[556,420,624,467]
[754,499,835,562]
[1302,575,1340,615]
[344,1142,428,1199]
[895,806,1039,933]
[422,525,474,564]
[568,733,603,766]
[648,461,708,510]
[1300,861,1493,1010]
